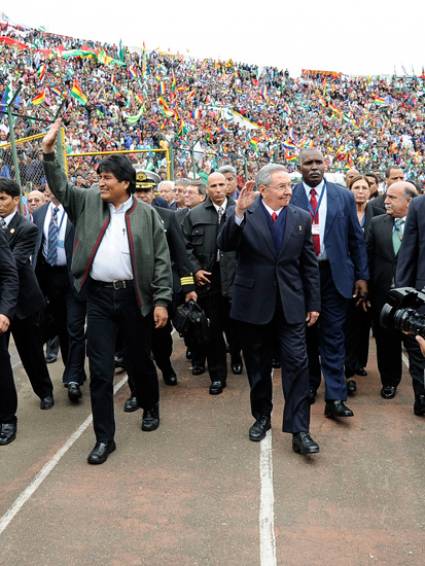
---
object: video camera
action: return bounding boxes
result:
[380,287,425,337]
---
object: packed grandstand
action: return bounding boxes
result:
[0,18,424,190]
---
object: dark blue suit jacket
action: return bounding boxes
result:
[217,198,320,325]
[291,181,368,299]
[32,204,74,272]
[395,195,425,290]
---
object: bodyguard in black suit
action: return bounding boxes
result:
[395,187,425,416]
[291,149,368,419]
[367,182,419,398]
[33,188,87,402]
[0,179,54,410]
[0,227,19,445]
[218,164,321,455]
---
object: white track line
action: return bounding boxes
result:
[0,374,129,536]
[259,429,277,566]
[259,368,277,566]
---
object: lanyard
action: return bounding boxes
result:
[307,182,326,221]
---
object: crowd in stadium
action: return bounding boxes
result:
[0,19,424,189]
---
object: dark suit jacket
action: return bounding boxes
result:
[5,213,45,319]
[365,194,386,221]
[395,195,425,289]
[291,181,368,299]
[0,228,19,320]
[32,203,74,272]
[154,206,195,294]
[218,199,320,325]
[366,213,398,313]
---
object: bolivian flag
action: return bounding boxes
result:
[31,90,45,105]
[70,80,88,105]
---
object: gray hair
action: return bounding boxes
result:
[218,165,237,176]
[255,164,288,189]
[174,177,191,188]
[187,179,207,196]
[158,180,175,192]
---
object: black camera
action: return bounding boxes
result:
[380,287,425,337]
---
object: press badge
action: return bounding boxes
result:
[312,224,320,235]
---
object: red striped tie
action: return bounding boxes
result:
[309,188,320,256]
[271,211,278,222]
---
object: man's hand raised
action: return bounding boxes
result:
[41,118,62,154]
[235,180,256,218]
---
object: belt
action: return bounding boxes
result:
[90,278,134,290]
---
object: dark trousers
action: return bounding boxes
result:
[345,299,371,375]
[86,280,158,442]
[373,315,403,388]
[63,293,87,385]
[37,262,70,364]
[223,300,242,362]
[0,333,17,424]
[308,262,349,401]
[10,314,53,398]
[197,291,227,382]
[238,304,310,433]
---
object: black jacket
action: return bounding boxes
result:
[182,197,237,298]
[5,213,45,319]
[154,206,195,294]
[365,194,386,221]
[0,228,19,320]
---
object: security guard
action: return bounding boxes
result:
[123,170,197,412]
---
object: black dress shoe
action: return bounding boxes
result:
[40,395,54,410]
[271,358,281,369]
[123,396,139,413]
[231,358,243,375]
[192,364,206,376]
[163,373,178,386]
[308,387,317,404]
[67,383,82,403]
[414,394,425,416]
[141,406,160,431]
[209,380,226,395]
[347,379,357,396]
[114,355,126,373]
[249,416,271,442]
[0,423,17,446]
[381,385,397,399]
[45,353,58,364]
[87,440,116,465]
[356,368,368,377]
[292,432,320,455]
[186,349,192,360]
[324,400,354,418]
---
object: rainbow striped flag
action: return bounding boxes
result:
[128,65,137,79]
[157,97,174,118]
[50,86,63,98]
[373,97,387,106]
[70,80,88,105]
[282,139,297,150]
[159,81,166,95]
[37,64,46,82]
[285,151,297,162]
[250,137,259,151]
[31,90,45,105]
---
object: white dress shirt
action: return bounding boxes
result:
[2,209,17,227]
[90,196,134,282]
[43,202,67,266]
[303,180,327,260]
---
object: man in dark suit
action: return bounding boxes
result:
[218,164,321,454]
[33,186,86,403]
[0,178,54,411]
[0,227,19,445]
[367,182,419,399]
[291,149,368,419]
[183,172,240,395]
[366,166,405,220]
[395,187,425,416]
[121,170,197,412]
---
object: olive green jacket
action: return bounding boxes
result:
[43,154,172,316]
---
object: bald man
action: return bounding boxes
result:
[182,172,239,394]
[394,181,425,416]
[27,190,46,214]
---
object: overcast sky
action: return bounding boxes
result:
[3,0,424,75]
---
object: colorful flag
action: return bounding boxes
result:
[250,137,259,151]
[50,86,63,97]
[128,65,137,79]
[159,81,166,95]
[285,151,297,162]
[37,64,46,82]
[157,97,174,118]
[31,89,45,106]
[282,139,297,150]
[70,79,88,105]
[373,97,387,106]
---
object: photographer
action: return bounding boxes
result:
[395,188,425,416]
